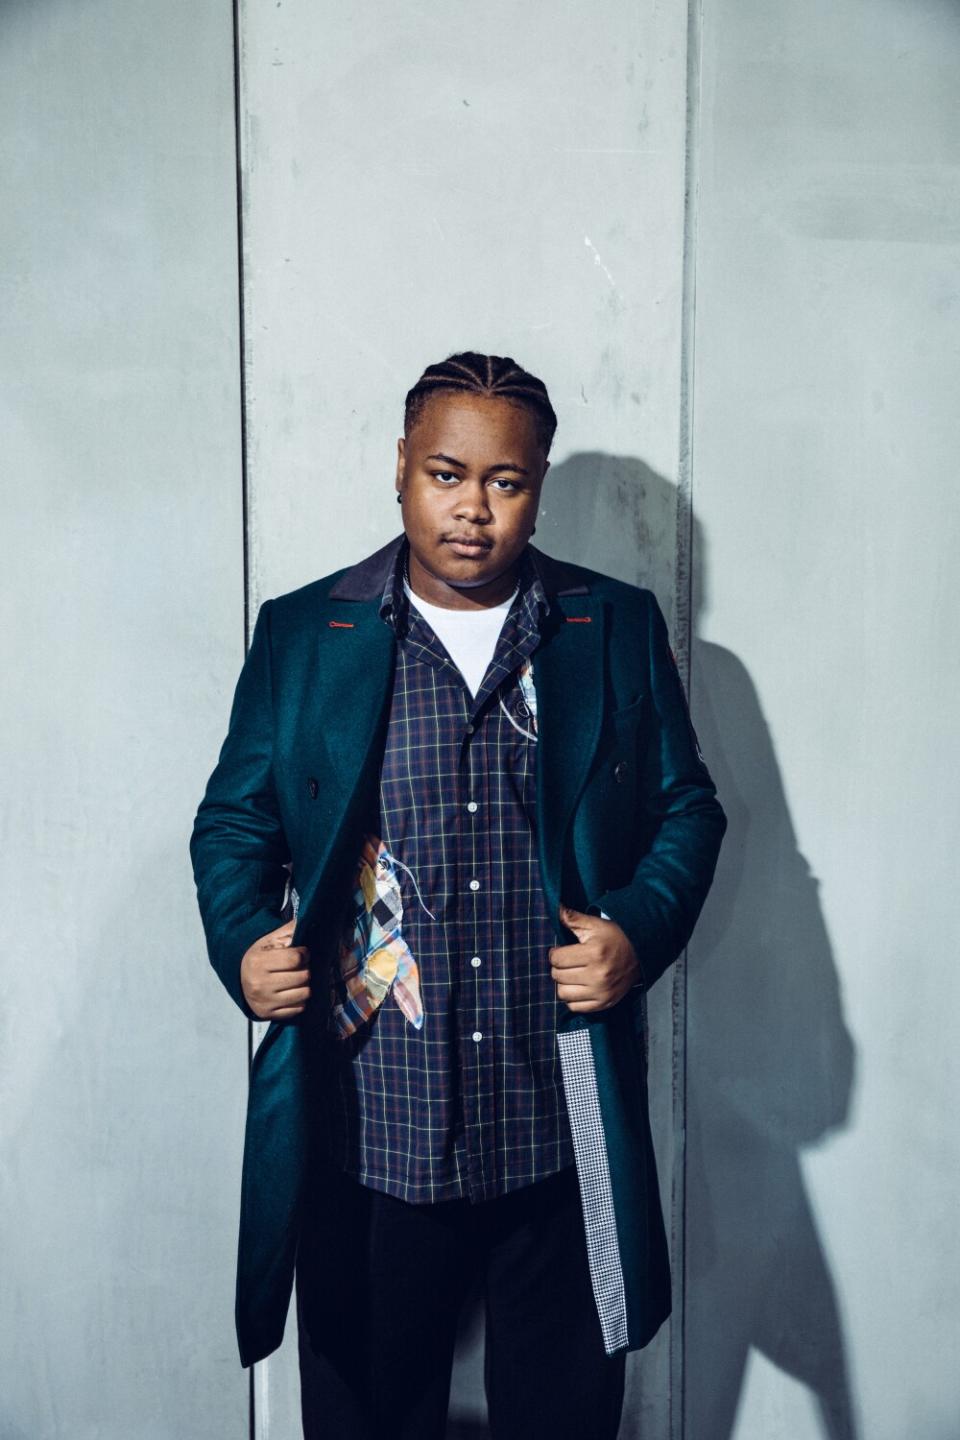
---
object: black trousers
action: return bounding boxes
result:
[295,1158,627,1440]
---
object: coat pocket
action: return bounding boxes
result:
[608,694,647,802]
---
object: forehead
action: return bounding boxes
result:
[407,391,541,457]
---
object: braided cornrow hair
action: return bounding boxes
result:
[404,351,558,456]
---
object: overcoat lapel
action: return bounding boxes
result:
[290,601,396,943]
[532,592,605,944]
[237,598,396,1365]
[532,591,657,1351]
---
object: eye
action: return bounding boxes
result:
[491,478,520,492]
[431,470,460,485]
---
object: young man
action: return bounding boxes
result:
[190,352,726,1440]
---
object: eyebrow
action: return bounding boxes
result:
[426,452,530,475]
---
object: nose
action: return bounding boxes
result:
[452,480,492,523]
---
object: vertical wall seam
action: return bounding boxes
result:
[229,1,255,1437]
[673,0,704,1436]
[232,0,251,654]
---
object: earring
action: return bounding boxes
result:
[396,492,402,504]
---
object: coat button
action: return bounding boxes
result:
[614,760,629,784]
[308,777,319,799]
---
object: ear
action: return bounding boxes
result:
[395,436,406,489]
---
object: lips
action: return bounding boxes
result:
[444,536,493,554]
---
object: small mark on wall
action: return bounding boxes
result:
[584,234,617,289]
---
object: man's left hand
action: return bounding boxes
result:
[549,903,641,1013]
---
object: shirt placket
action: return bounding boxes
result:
[398,612,495,1198]
[456,602,544,1200]
[459,687,497,1200]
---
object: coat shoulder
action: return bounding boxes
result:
[256,567,356,628]
[531,544,652,607]
[255,533,401,633]
[546,553,657,619]
[589,569,655,612]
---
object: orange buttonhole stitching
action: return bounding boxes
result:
[329,620,355,628]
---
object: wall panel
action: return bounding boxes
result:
[236,2,693,1434]
[686,1,960,1436]
[0,2,247,1434]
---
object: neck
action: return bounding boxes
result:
[405,548,520,610]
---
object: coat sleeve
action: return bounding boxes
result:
[190,600,292,1018]
[590,591,727,992]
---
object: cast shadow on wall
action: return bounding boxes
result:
[454,453,860,1440]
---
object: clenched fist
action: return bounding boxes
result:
[240,919,312,1020]
[549,902,640,1013]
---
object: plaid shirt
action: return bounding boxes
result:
[319,538,575,1203]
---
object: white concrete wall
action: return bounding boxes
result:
[0,3,247,1436]
[686,1,960,1437]
[4,2,958,1437]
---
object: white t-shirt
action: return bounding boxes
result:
[403,578,519,697]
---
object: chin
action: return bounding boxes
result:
[441,567,495,589]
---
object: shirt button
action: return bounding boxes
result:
[469,879,480,891]
[470,956,482,968]
[465,723,475,735]
[472,1031,483,1043]
[466,801,479,813]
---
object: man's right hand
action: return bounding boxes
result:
[240,919,312,1020]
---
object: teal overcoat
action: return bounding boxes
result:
[190,533,726,1367]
